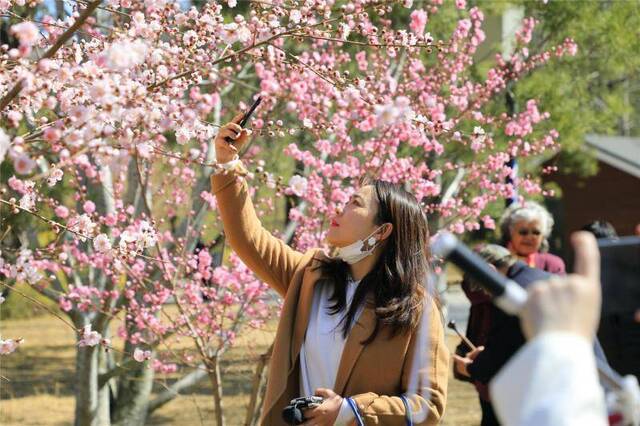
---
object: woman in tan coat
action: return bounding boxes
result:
[211,115,449,426]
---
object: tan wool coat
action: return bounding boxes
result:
[212,170,449,425]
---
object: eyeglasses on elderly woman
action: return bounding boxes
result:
[516,228,543,237]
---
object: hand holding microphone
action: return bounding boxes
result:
[434,230,640,426]
[521,232,601,340]
[432,231,601,339]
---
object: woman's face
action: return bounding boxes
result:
[510,219,544,256]
[326,185,381,248]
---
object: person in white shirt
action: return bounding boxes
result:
[490,232,608,426]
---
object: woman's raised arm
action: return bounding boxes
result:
[211,116,312,296]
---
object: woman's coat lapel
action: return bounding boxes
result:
[290,258,377,395]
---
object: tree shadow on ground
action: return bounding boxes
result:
[1,345,77,399]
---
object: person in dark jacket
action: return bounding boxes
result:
[453,244,550,426]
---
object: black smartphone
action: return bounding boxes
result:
[225,96,262,143]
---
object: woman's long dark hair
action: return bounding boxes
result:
[315,178,433,344]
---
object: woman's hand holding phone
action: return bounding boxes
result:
[215,112,251,164]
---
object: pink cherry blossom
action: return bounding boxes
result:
[43,127,62,143]
[409,9,428,36]
[0,0,11,13]
[19,192,35,210]
[93,234,111,253]
[104,40,148,71]
[47,168,64,187]
[69,214,96,241]
[133,348,152,362]
[10,21,38,47]
[482,215,496,230]
[55,205,69,218]
[83,201,96,214]
[0,337,23,355]
[287,175,308,197]
[13,154,36,175]
[78,325,101,347]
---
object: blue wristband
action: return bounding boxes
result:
[346,397,365,426]
[401,395,413,426]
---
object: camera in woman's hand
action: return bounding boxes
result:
[282,396,324,425]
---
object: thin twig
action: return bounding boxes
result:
[0,280,76,330]
[287,33,438,50]
[72,0,131,18]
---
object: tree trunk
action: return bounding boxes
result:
[147,366,208,413]
[207,356,226,426]
[111,342,154,426]
[75,343,111,426]
[254,361,270,425]
[97,346,112,425]
[244,344,273,426]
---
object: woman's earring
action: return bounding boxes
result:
[362,236,377,252]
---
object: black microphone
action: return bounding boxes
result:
[431,231,527,315]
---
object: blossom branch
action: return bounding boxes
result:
[0,0,103,112]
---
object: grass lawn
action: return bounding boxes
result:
[0,313,480,425]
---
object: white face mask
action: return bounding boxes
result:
[334,225,387,265]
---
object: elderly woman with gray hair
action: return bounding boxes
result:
[499,201,565,275]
